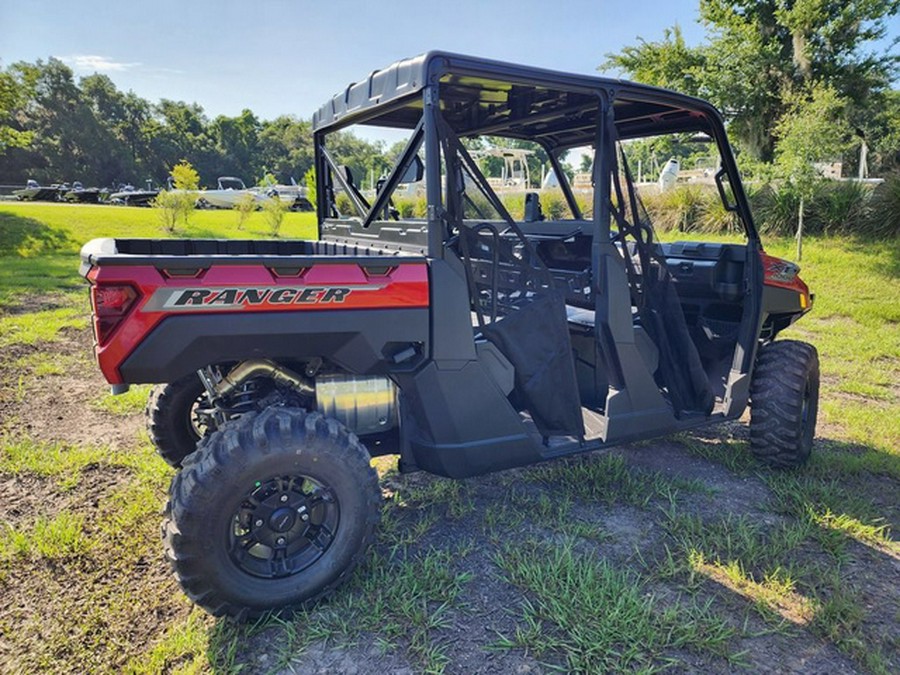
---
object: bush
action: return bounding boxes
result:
[334,193,354,215]
[304,167,317,210]
[153,190,180,233]
[542,190,570,220]
[642,185,707,232]
[751,183,801,236]
[395,198,417,219]
[500,193,525,220]
[233,192,258,230]
[810,180,871,235]
[867,174,900,238]
[262,196,287,236]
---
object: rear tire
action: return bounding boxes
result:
[749,340,819,468]
[163,407,380,619]
[147,374,208,468]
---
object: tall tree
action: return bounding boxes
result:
[604,0,900,162]
[0,66,34,155]
[211,109,261,181]
[258,115,314,183]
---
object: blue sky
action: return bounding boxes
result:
[2,1,897,123]
[1,0,710,120]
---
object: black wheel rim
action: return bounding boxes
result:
[228,474,340,579]
[187,392,208,439]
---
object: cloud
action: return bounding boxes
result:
[61,55,141,73]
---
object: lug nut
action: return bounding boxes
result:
[276,537,286,546]
[280,494,289,502]
[300,514,309,521]
[254,519,264,527]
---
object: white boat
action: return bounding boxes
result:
[258,176,312,210]
[199,177,263,209]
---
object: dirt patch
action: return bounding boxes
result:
[0,466,130,530]
[0,292,80,316]
[0,326,143,449]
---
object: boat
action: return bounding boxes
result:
[62,181,101,203]
[109,181,159,207]
[199,177,263,209]
[13,179,62,201]
[258,176,313,210]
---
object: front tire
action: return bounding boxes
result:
[749,340,819,468]
[163,407,380,618]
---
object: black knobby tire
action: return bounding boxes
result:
[163,407,380,619]
[146,374,209,469]
[749,339,819,468]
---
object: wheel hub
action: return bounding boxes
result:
[228,474,340,578]
[268,507,296,533]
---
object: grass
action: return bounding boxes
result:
[1,512,92,561]
[656,505,897,673]
[526,452,703,507]
[93,384,153,415]
[0,202,317,312]
[494,538,742,672]
[0,437,117,488]
[0,201,318,256]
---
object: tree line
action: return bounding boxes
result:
[0,57,397,189]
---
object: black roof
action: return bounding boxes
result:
[312,51,723,148]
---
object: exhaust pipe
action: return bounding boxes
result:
[214,359,314,399]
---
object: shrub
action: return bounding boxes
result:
[262,196,287,236]
[304,167,316,210]
[500,193,525,220]
[810,180,871,235]
[334,192,354,215]
[643,185,706,232]
[867,174,900,238]
[752,183,801,236]
[542,190,569,220]
[698,189,740,233]
[413,196,428,218]
[153,190,180,233]
[170,160,200,227]
[395,198,417,219]
[233,192,258,230]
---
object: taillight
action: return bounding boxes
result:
[91,284,138,344]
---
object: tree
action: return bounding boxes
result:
[604,1,900,162]
[154,159,200,231]
[211,109,261,180]
[0,67,34,154]
[258,115,314,183]
[774,83,852,257]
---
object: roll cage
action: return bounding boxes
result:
[311,50,760,253]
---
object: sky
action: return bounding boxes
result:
[2,1,897,128]
[0,0,716,121]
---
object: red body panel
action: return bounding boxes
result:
[87,262,430,384]
[760,251,811,303]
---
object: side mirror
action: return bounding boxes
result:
[400,154,425,183]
